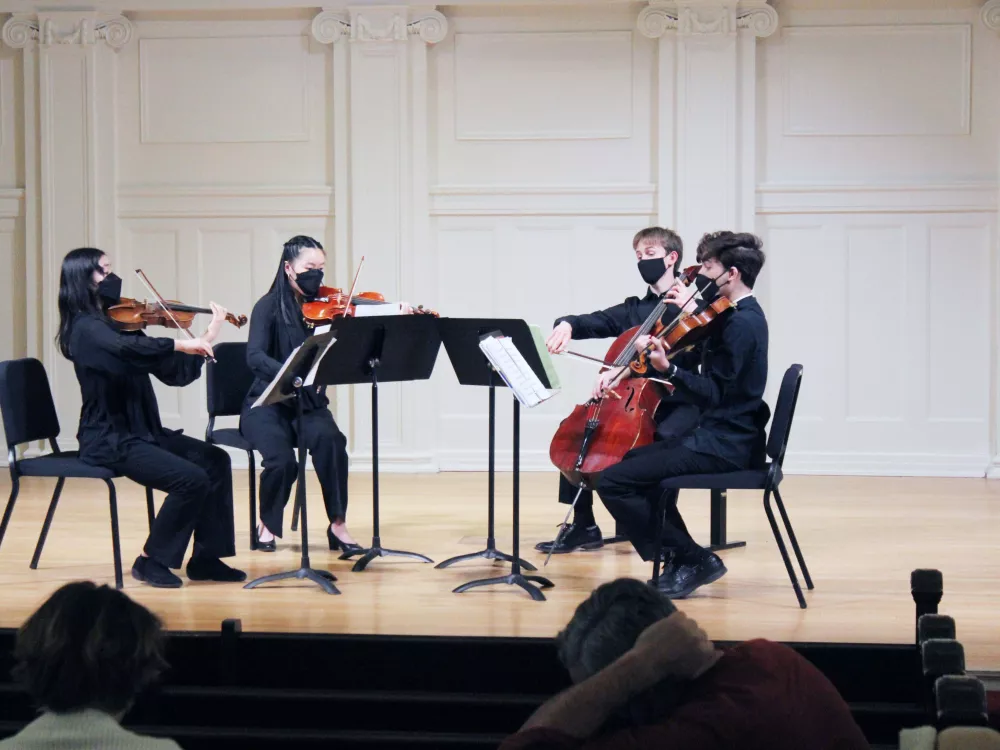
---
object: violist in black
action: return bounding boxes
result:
[240,236,363,555]
[595,231,770,599]
[56,248,245,589]
[537,227,702,554]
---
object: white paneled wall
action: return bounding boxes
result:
[0,0,997,479]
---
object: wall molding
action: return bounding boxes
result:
[430,183,657,216]
[117,185,333,218]
[756,183,999,214]
[983,0,1000,31]
[0,188,23,219]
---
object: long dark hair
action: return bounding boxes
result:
[270,235,325,327]
[56,248,105,359]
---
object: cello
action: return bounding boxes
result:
[548,267,734,494]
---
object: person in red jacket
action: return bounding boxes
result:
[501,578,870,750]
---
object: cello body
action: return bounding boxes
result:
[548,326,663,490]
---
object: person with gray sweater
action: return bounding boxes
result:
[0,581,179,750]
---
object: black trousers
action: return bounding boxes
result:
[240,403,348,538]
[595,442,734,561]
[106,432,236,569]
[557,402,701,517]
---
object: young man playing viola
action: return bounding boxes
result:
[595,231,769,599]
[538,227,702,555]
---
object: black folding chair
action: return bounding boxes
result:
[653,364,813,608]
[205,342,259,550]
[0,358,155,589]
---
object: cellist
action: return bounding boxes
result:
[537,227,702,555]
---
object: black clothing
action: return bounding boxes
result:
[671,296,769,467]
[241,403,348,537]
[68,314,203,465]
[240,290,350,535]
[595,295,770,561]
[65,314,236,569]
[244,291,328,413]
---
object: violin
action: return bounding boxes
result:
[301,286,438,325]
[108,297,247,332]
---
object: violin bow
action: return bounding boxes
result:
[341,256,366,319]
[134,269,216,363]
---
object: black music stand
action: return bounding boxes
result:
[435,319,538,572]
[245,333,340,595]
[320,315,440,572]
[447,324,555,601]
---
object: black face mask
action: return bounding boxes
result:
[295,268,324,298]
[694,273,720,302]
[96,272,122,306]
[637,258,667,286]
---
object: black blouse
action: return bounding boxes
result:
[243,291,328,414]
[66,314,203,465]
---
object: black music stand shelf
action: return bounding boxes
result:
[439,320,554,601]
[245,333,340,595]
[435,318,538,572]
[320,315,440,572]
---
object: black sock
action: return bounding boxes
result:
[574,506,596,527]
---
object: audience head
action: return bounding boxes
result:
[556,577,678,683]
[12,581,167,717]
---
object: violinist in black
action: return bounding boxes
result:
[56,248,244,589]
[240,235,363,554]
[596,232,769,601]
[537,227,702,555]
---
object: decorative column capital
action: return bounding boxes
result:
[310,6,449,45]
[2,12,133,50]
[983,0,1000,31]
[638,1,778,39]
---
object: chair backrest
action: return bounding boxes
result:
[206,342,254,418]
[766,364,803,465]
[0,358,61,448]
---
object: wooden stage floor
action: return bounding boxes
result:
[1,472,998,671]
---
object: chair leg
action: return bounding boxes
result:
[773,487,813,590]
[0,475,20,550]
[145,487,156,531]
[106,479,123,590]
[30,477,65,569]
[763,487,806,609]
[650,492,668,586]
[248,451,257,551]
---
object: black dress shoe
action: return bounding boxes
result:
[186,556,248,583]
[647,549,678,585]
[132,556,182,588]
[655,552,727,599]
[328,526,364,555]
[255,525,276,552]
[534,523,604,554]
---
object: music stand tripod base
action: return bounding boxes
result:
[244,567,339,595]
[452,571,553,601]
[437,546,536,571]
[341,538,434,572]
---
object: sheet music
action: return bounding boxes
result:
[304,333,338,387]
[479,335,557,408]
[251,344,302,409]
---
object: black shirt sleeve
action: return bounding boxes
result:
[69,316,197,379]
[666,314,752,409]
[555,298,639,340]
[246,295,285,383]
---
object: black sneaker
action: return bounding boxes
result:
[186,556,248,583]
[132,556,183,588]
[655,551,727,598]
[534,523,604,554]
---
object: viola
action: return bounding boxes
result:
[301,285,438,325]
[108,297,248,332]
